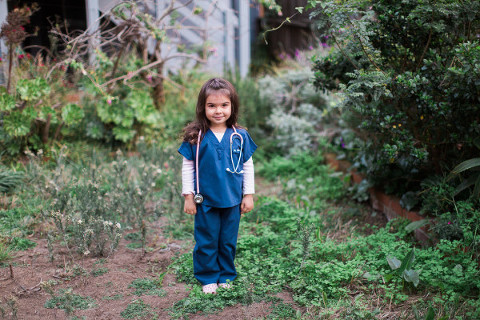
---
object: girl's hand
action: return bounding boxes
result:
[184,194,197,215]
[241,194,254,215]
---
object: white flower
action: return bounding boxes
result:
[139,136,145,141]
[78,219,83,224]
[151,183,155,187]
[83,250,90,256]
[156,169,162,174]
[115,223,121,229]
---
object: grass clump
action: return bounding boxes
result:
[120,299,154,319]
[128,278,166,297]
[44,288,96,315]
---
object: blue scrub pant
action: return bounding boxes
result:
[193,204,241,285]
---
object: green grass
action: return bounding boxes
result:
[128,278,166,297]
[44,288,96,313]
[120,299,155,319]
[167,153,480,319]
[91,267,109,277]
[0,242,12,264]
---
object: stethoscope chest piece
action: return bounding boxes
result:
[194,193,204,204]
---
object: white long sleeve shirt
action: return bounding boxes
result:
[181,130,255,196]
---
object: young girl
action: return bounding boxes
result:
[178,78,257,294]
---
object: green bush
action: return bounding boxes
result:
[257,65,330,157]
[309,0,480,200]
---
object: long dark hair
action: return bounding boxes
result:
[182,78,240,144]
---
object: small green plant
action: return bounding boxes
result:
[8,237,36,251]
[44,288,96,316]
[0,241,12,263]
[385,248,420,288]
[120,299,154,319]
[0,295,18,320]
[448,157,480,199]
[102,294,123,301]
[128,278,165,297]
[90,267,109,277]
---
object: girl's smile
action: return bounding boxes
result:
[205,92,231,130]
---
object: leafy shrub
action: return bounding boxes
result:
[0,5,85,156]
[257,67,330,157]
[309,0,480,199]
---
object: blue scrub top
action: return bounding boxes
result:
[178,127,257,208]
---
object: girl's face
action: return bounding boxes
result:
[205,91,231,130]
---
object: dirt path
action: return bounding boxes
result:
[0,214,298,319]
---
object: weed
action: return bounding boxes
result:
[267,300,300,319]
[128,278,166,297]
[44,288,96,316]
[0,241,11,263]
[91,267,109,277]
[102,294,123,301]
[120,299,154,319]
[8,237,36,251]
[0,295,18,320]
[126,242,143,250]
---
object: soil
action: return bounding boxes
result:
[0,217,299,320]
[0,177,389,320]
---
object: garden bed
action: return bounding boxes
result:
[325,153,431,244]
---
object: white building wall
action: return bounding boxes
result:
[0,0,252,82]
[0,0,9,84]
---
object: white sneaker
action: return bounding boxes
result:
[202,283,218,294]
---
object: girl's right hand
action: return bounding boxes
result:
[184,194,197,215]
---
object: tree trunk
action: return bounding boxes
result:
[152,62,165,110]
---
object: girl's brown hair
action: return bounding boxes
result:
[182,78,240,144]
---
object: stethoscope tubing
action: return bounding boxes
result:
[195,126,244,201]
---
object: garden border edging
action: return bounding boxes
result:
[324,153,430,244]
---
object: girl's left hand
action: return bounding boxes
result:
[241,194,254,215]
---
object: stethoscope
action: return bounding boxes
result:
[194,126,244,204]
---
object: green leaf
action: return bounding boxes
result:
[454,174,479,195]
[3,112,31,137]
[16,78,51,102]
[405,219,428,233]
[450,158,480,175]
[296,7,304,14]
[112,127,136,143]
[384,273,393,282]
[425,306,435,320]
[62,103,85,126]
[39,106,57,122]
[398,249,415,275]
[403,269,420,287]
[386,256,401,270]
[0,93,16,111]
[193,6,203,15]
